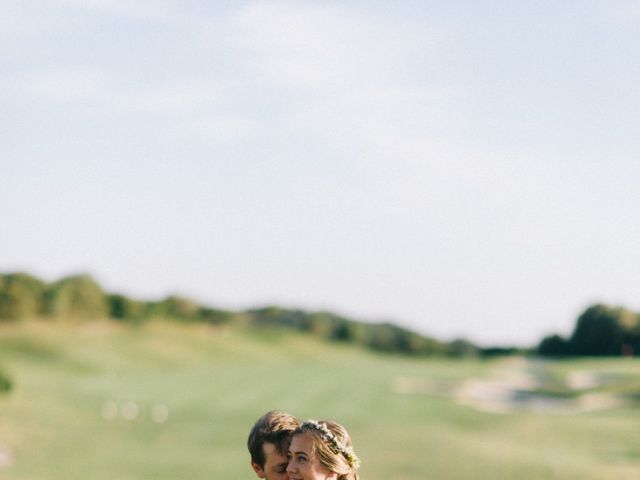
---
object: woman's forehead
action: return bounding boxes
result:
[289,432,314,452]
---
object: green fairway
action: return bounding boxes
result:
[0,320,639,479]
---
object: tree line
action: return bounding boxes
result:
[4,272,633,358]
[537,304,640,357]
[0,271,487,357]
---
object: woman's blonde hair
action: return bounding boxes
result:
[293,419,360,480]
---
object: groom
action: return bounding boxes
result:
[248,410,301,480]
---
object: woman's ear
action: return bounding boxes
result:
[325,473,338,480]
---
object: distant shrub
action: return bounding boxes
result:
[0,272,46,320]
[328,317,353,341]
[481,346,527,357]
[0,369,12,393]
[249,306,309,330]
[537,334,572,356]
[366,323,402,352]
[107,294,147,321]
[154,295,200,320]
[448,339,480,357]
[246,306,455,356]
[363,322,447,356]
[44,274,107,319]
[308,312,339,338]
[197,307,235,325]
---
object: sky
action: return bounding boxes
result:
[2,0,640,346]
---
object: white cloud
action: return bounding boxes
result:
[57,0,178,23]
[288,84,463,152]
[0,65,224,113]
[120,81,223,114]
[222,1,467,195]
[0,66,111,104]
[234,1,438,91]
[0,3,41,38]
[173,115,257,143]
[605,0,640,22]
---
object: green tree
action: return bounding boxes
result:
[448,338,480,357]
[537,334,571,356]
[569,304,623,356]
[156,295,200,320]
[44,274,107,319]
[107,293,146,321]
[197,307,235,325]
[0,272,46,320]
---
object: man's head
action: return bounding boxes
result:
[248,411,301,480]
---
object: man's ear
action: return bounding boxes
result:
[251,462,266,479]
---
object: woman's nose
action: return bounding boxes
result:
[287,461,296,473]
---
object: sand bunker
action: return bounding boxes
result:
[395,358,630,414]
[454,359,630,413]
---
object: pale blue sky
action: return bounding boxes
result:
[2,0,640,345]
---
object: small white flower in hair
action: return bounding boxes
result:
[302,420,360,469]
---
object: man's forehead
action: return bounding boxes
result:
[262,441,284,457]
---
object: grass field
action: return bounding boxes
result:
[0,320,639,479]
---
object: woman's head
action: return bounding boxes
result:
[287,419,360,480]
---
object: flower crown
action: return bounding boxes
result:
[302,420,361,469]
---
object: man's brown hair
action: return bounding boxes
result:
[247,410,300,467]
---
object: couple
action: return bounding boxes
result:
[248,410,361,480]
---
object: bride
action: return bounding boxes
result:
[287,419,361,480]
